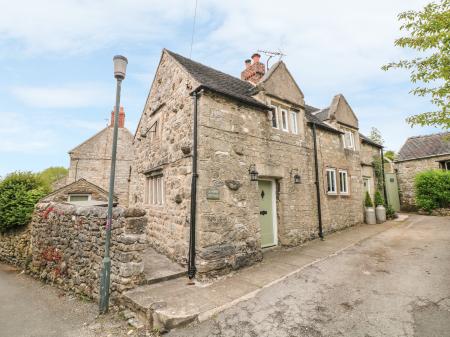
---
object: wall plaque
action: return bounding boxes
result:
[206,188,220,200]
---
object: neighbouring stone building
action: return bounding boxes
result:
[395,132,450,210]
[128,49,383,277]
[65,107,134,205]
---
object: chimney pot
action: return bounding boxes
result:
[240,53,265,84]
[110,106,125,128]
[251,53,261,63]
[245,59,251,68]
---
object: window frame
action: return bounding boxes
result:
[343,130,355,150]
[280,108,289,132]
[290,111,298,134]
[339,170,349,195]
[270,105,279,129]
[68,194,91,202]
[326,168,337,194]
[145,172,164,206]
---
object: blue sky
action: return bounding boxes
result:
[0,0,444,177]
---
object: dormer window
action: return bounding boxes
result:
[280,109,289,132]
[343,129,355,150]
[290,111,298,134]
[271,106,279,129]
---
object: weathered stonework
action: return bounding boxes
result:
[28,203,146,299]
[67,126,134,205]
[128,49,382,277]
[396,154,450,210]
[41,178,114,203]
[0,226,31,268]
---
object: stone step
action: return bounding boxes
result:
[144,270,186,285]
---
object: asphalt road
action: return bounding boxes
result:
[169,214,450,337]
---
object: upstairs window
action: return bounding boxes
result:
[290,111,298,134]
[343,130,355,150]
[144,172,164,205]
[339,170,349,194]
[271,106,279,129]
[281,109,289,132]
[326,169,337,194]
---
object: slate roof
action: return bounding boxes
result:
[396,132,450,162]
[359,133,383,148]
[167,49,341,134]
[312,108,330,121]
[165,49,268,110]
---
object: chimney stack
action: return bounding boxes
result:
[110,106,125,128]
[241,53,265,84]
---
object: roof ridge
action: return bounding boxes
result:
[408,131,450,139]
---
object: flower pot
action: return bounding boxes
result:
[375,205,386,223]
[365,207,376,224]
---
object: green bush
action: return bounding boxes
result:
[0,172,49,232]
[364,191,374,208]
[38,166,68,190]
[374,191,385,206]
[386,205,397,219]
[415,170,450,212]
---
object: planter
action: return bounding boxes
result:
[365,207,376,225]
[375,205,386,224]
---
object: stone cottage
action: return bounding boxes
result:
[395,132,450,210]
[128,49,383,277]
[65,107,134,205]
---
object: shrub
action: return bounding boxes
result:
[0,172,49,232]
[38,166,68,190]
[386,205,397,219]
[374,191,385,206]
[364,191,374,208]
[415,170,450,213]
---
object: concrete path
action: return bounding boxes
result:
[123,218,406,330]
[167,214,450,336]
[0,263,149,337]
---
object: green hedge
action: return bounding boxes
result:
[414,170,450,212]
[0,172,49,232]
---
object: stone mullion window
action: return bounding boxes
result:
[339,170,349,194]
[280,108,289,132]
[145,171,164,206]
[326,168,337,194]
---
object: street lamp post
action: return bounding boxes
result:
[99,55,128,314]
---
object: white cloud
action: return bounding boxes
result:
[0,0,193,55]
[11,84,111,108]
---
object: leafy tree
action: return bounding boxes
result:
[384,150,396,161]
[368,127,384,145]
[382,0,450,129]
[0,172,49,232]
[38,166,68,190]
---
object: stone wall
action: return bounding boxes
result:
[396,154,450,210]
[28,203,146,300]
[68,127,134,205]
[0,226,31,267]
[129,51,199,265]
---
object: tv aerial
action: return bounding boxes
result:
[257,49,286,69]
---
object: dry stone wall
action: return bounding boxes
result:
[28,203,146,300]
[0,226,31,267]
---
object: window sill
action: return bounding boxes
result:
[327,192,338,196]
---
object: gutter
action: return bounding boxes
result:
[188,90,199,279]
[311,123,324,239]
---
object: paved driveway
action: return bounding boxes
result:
[169,215,450,337]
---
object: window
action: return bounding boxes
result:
[343,130,355,149]
[363,177,371,195]
[290,111,298,134]
[271,106,279,129]
[339,170,348,194]
[440,160,450,170]
[68,194,91,202]
[281,109,289,132]
[326,169,337,194]
[144,173,164,205]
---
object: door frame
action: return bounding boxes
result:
[258,178,278,248]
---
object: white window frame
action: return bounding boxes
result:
[339,170,349,194]
[290,111,298,134]
[280,108,289,132]
[270,106,279,129]
[145,173,164,206]
[68,194,91,202]
[326,168,337,194]
[343,130,355,150]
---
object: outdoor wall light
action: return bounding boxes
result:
[291,168,301,184]
[249,164,259,181]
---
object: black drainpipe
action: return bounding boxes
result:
[188,91,199,279]
[380,147,388,206]
[311,123,324,239]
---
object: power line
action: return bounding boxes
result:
[189,0,198,59]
